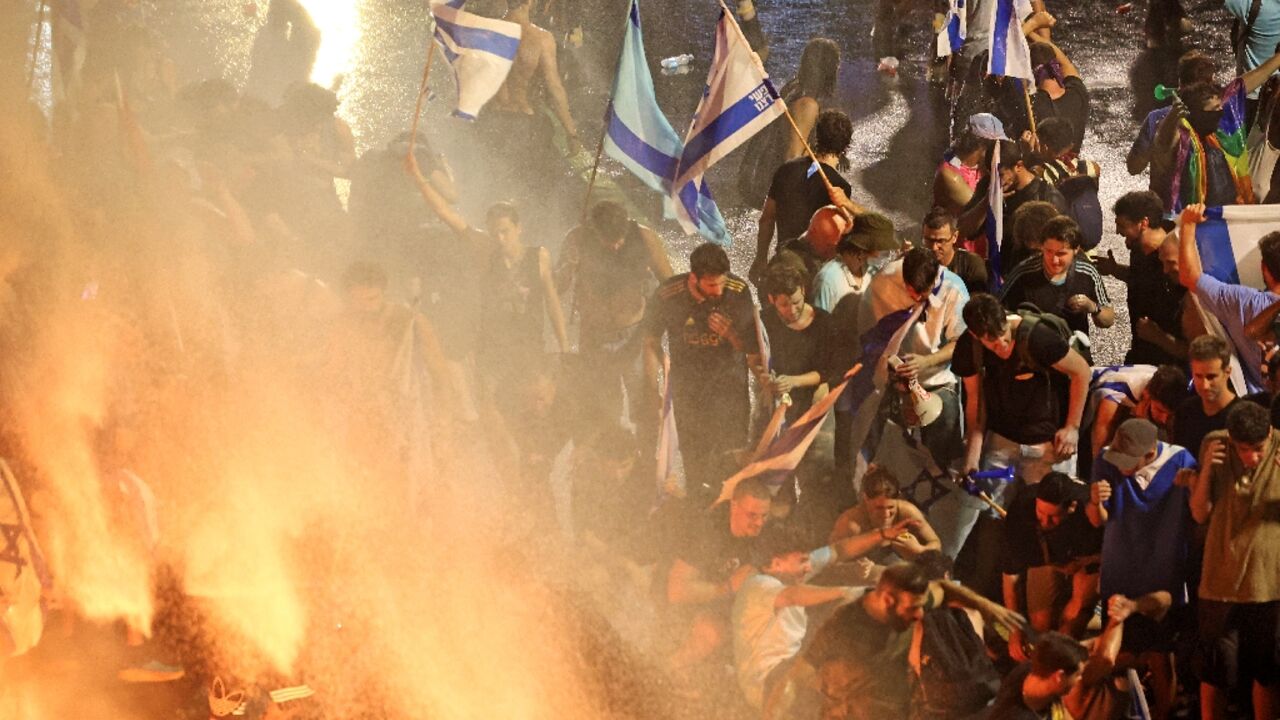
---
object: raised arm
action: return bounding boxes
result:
[405,152,470,237]
[1177,203,1205,290]
[639,225,674,280]
[1242,48,1280,94]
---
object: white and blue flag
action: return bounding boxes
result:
[936,0,966,58]
[430,0,522,120]
[604,0,728,243]
[986,0,1034,80]
[672,4,784,241]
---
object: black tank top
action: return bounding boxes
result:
[482,247,545,353]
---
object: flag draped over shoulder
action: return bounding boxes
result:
[986,0,1034,80]
[603,0,728,243]
[936,0,966,58]
[672,4,784,242]
[430,0,522,120]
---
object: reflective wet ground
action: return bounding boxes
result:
[143,0,1240,365]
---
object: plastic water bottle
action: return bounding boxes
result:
[660,54,693,71]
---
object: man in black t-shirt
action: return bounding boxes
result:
[1000,473,1102,643]
[989,632,1089,720]
[1026,42,1090,153]
[923,207,988,296]
[1000,216,1114,337]
[949,295,1091,591]
[664,478,771,673]
[1174,335,1243,457]
[749,110,855,285]
[644,243,761,504]
[1100,191,1188,366]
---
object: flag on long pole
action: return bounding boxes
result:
[986,0,1034,80]
[602,0,728,242]
[655,353,681,498]
[430,0,522,120]
[671,2,784,242]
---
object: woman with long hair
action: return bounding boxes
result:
[736,37,842,207]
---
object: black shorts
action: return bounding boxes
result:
[1196,599,1280,688]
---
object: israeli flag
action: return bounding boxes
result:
[672,4,784,241]
[430,0,522,120]
[604,0,728,243]
[986,140,1004,290]
[936,0,966,58]
[986,0,1034,80]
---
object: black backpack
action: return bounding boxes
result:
[1045,159,1103,251]
[1012,303,1091,370]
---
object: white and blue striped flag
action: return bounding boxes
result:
[936,0,966,58]
[672,3,784,242]
[430,0,522,120]
[986,0,1034,80]
[604,0,728,243]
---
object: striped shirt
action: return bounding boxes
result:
[1000,255,1111,336]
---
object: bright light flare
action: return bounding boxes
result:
[297,0,360,89]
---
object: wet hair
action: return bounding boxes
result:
[341,261,388,290]
[589,201,630,241]
[998,139,1027,168]
[1113,190,1166,228]
[764,263,807,299]
[814,109,854,156]
[1227,401,1271,444]
[690,242,731,278]
[915,550,953,581]
[1029,42,1057,69]
[902,247,940,295]
[1260,232,1280,282]
[962,293,1009,339]
[952,130,986,159]
[879,562,930,595]
[1147,365,1190,411]
[922,207,956,234]
[1180,81,1220,113]
[1039,215,1084,250]
[759,526,812,562]
[733,476,773,502]
[1188,334,1231,369]
[1031,632,1088,677]
[1178,50,1217,87]
[1035,472,1078,507]
[1012,201,1061,252]
[279,83,340,134]
[1036,117,1075,154]
[787,38,841,100]
[485,201,521,226]
[861,466,901,499]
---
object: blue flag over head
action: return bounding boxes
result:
[603,0,728,244]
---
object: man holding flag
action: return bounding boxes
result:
[429,0,522,120]
[644,244,760,506]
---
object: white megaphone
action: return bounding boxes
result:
[886,355,943,427]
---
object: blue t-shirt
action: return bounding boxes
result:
[1195,274,1278,394]
[1095,443,1198,603]
[1226,0,1280,95]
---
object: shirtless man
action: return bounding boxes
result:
[493,0,580,151]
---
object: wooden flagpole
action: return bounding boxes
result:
[407,39,438,160]
[581,119,608,222]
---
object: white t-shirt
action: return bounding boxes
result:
[731,546,854,708]
[813,259,870,313]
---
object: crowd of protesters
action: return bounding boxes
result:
[3,0,1280,719]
